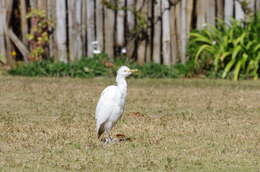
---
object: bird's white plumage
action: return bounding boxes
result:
[95,66,136,141]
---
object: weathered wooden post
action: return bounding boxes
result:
[162,0,171,65]
[68,0,83,61]
[56,0,68,62]
[0,0,7,64]
[104,0,115,59]
[126,0,135,59]
[196,0,206,29]
[116,0,125,53]
[96,0,104,52]
[153,0,161,63]
[225,0,234,24]
[87,0,95,57]
[235,0,245,21]
[180,0,187,63]
[170,4,178,64]
[137,0,147,65]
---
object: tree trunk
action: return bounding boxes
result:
[162,0,171,65]
[87,0,95,57]
[104,1,115,59]
[225,0,234,25]
[56,0,67,62]
[96,0,104,52]
[126,0,135,59]
[0,0,7,63]
[68,0,82,61]
[153,0,161,63]
[137,0,146,65]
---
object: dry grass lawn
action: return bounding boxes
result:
[0,76,259,171]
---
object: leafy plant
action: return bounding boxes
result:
[9,53,194,79]
[188,12,260,80]
[26,9,54,61]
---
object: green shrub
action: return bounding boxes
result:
[9,53,193,79]
[188,12,260,80]
[9,54,112,78]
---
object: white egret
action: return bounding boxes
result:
[95,66,137,143]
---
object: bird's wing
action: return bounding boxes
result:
[95,85,118,137]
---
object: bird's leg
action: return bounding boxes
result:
[104,130,113,144]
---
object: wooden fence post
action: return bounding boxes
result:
[126,0,135,59]
[56,0,68,62]
[20,0,28,46]
[68,0,83,61]
[81,0,87,56]
[225,0,234,24]
[137,0,147,65]
[170,4,178,64]
[196,0,206,29]
[153,0,161,63]
[257,0,260,11]
[96,0,104,52]
[104,1,115,59]
[207,0,216,26]
[146,0,152,63]
[216,0,224,20]
[116,0,125,52]
[47,0,56,58]
[0,0,7,64]
[87,0,95,57]
[235,0,245,21]
[180,0,187,63]
[162,0,171,65]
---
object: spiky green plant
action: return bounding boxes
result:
[188,12,260,80]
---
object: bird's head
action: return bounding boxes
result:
[117,66,138,78]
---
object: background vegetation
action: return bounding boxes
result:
[188,12,260,80]
[9,54,195,79]
[7,11,260,80]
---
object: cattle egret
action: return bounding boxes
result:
[95,66,137,143]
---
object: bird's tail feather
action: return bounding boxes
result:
[97,123,105,138]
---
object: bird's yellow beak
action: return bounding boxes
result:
[129,69,138,73]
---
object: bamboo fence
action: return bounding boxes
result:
[0,0,259,65]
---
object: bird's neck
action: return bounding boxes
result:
[116,76,127,92]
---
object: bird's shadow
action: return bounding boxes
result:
[101,134,132,144]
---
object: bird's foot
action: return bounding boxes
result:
[101,135,131,144]
[101,137,120,144]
